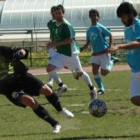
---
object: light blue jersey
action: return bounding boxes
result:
[86,23,111,54]
[125,18,140,73]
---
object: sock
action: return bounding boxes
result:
[58,82,63,87]
[49,70,62,85]
[48,75,53,86]
[33,105,58,127]
[108,60,114,71]
[94,75,105,91]
[80,71,94,90]
[46,93,62,112]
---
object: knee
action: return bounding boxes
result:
[46,66,51,73]
[39,84,53,96]
[131,96,140,106]
[77,71,83,77]
[21,96,38,109]
[101,70,109,76]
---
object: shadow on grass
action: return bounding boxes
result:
[54,134,140,140]
[1,133,140,140]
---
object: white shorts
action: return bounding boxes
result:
[49,52,83,72]
[91,53,112,71]
[130,72,140,98]
[48,48,57,58]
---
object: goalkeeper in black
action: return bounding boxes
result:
[0,46,74,133]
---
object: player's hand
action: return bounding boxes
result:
[108,46,119,53]
[47,42,56,48]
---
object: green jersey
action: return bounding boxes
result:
[50,19,80,56]
[47,19,56,39]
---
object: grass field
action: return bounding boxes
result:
[0,71,140,140]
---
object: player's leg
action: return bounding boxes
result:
[6,92,61,133]
[100,53,120,76]
[91,56,105,94]
[64,54,97,100]
[92,63,105,94]
[47,74,54,88]
[24,73,74,118]
[47,53,68,96]
[21,94,61,133]
[130,72,140,106]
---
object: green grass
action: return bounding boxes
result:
[0,71,140,140]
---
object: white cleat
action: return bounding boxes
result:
[57,84,68,97]
[53,124,61,134]
[90,87,97,101]
[61,108,74,118]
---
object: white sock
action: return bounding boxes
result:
[49,70,62,85]
[80,71,93,87]
[48,75,54,86]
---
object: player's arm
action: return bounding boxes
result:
[108,34,113,48]
[109,40,140,52]
[0,46,28,61]
[81,29,90,52]
[55,38,73,46]
[47,24,73,48]
[109,23,140,52]
[81,40,90,52]
[100,25,113,48]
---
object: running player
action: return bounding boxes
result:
[46,5,97,99]
[0,46,74,133]
[47,6,68,94]
[109,2,140,106]
[81,9,119,94]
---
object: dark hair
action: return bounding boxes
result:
[56,4,65,14]
[117,2,137,17]
[89,9,100,17]
[51,6,56,13]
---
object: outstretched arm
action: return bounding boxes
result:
[108,40,140,52]
[0,46,28,61]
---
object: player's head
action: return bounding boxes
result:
[117,2,137,27]
[50,6,56,19]
[55,5,65,22]
[89,9,100,23]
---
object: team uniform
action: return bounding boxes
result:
[124,18,140,98]
[86,22,114,93]
[87,23,113,71]
[0,46,44,107]
[49,20,81,71]
[0,46,74,133]
[48,19,96,99]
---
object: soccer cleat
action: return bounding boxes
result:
[90,87,97,100]
[52,124,61,133]
[72,70,79,80]
[97,89,105,95]
[60,108,74,118]
[57,84,68,97]
[111,56,120,64]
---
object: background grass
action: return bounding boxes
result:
[0,71,140,140]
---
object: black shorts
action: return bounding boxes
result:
[0,73,44,107]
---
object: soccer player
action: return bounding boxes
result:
[46,5,97,99]
[81,9,119,94]
[47,6,68,94]
[109,2,140,106]
[0,46,74,133]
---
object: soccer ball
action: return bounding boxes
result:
[89,99,107,118]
